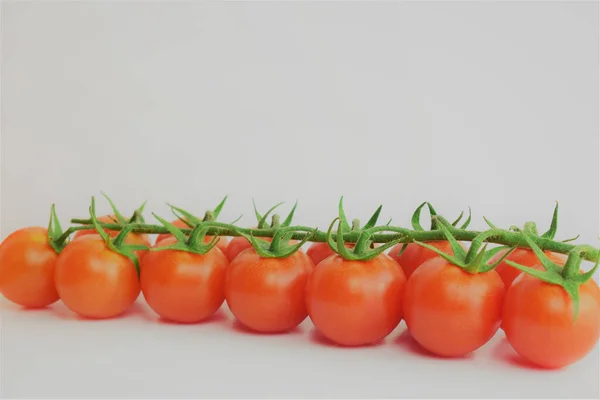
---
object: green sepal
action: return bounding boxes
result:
[211,196,228,220]
[413,240,460,266]
[100,192,127,223]
[253,200,284,229]
[451,210,464,227]
[505,260,564,285]
[523,221,540,237]
[152,213,189,243]
[393,243,409,258]
[281,201,298,227]
[459,207,472,230]
[518,231,562,274]
[562,234,581,243]
[363,205,383,230]
[540,201,559,240]
[128,200,147,224]
[411,202,427,231]
[47,204,67,253]
[478,246,515,273]
[238,226,315,258]
[327,218,401,262]
[337,197,352,233]
[167,204,201,227]
[436,221,467,260]
[483,216,497,229]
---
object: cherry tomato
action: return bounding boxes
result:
[305,254,406,346]
[73,232,149,261]
[503,272,600,368]
[74,214,152,251]
[154,219,229,253]
[306,242,354,266]
[0,227,59,308]
[225,248,314,332]
[141,236,228,323]
[489,248,566,288]
[388,241,455,278]
[54,235,140,318]
[403,257,505,357]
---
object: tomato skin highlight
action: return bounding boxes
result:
[502,273,600,369]
[141,237,228,323]
[154,219,229,253]
[225,248,314,333]
[54,236,140,318]
[0,227,59,308]
[403,257,505,357]
[489,248,566,288]
[388,241,454,278]
[305,254,406,346]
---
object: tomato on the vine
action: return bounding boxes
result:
[489,248,566,287]
[0,227,59,308]
[225,248,314,332]
[403,257,505,357]
[154,219,229,253]
[141,236,228,323]
[306,253,406,346]
[224,233,296,262]
[74,232,149,261]
[502,272,600,369]
[388,241,455,278]
[54,235,140,318]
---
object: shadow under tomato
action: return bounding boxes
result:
[308,328,385,348]
[154,309,230,325]
[394,329,474,360]
[231,319,304,336]
[52,301,148,322]
[491,337,548,371]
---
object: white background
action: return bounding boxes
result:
[1,1,599,398]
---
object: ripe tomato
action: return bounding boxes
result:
[73,232,149,261]
[141,237,228,323]
[305,254,406,346]
[388,241,455,278]
[54,235,140,318]
[225,248,314,332]
[0,227,59,308]
[306,242,355,266]
[74,214,151,250]
[403,257,505,357]
[503,272,600,368]
[489,248,566,288]
[154,219,229,253]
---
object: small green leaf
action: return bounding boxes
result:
[281,201,298,227]
[465,243,489,273]
[562,281,580,321]
[413,240,463,267]
[89,197,110,243]
[212,196,228,219]
[47,204,66,253]
[451,210,464,227]
[153,213,188,243]
[541,201,559,240]
[505,260,564,285]
[129,200,148,223]
[257,202,284,229]
[359,237,403,261]
[167,204,202,225]
[230,214,243,224]
[483,216,497,229]
[325,218,341,254]
[112,225,133,247]
[562,234,580,243]
[436,222,467,260]
[363,205,383,229]
[519,232,561,273]
[459,207,472,230]
[480,246,515,273]
[338,197,352,233]
[411,202,427,231]
[394,243,409,258]
[336,217,358,260]
[426,203,439,230]
[100,192,127,223]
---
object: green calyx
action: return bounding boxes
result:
[168,195,230,230]
[325,198,401,261]
[47,204,68,253]
[151,213,220,255]
[505,231,599,321]
[238,201,312,258]
[89,197,146,277]
[414,219,514,274]
[412,201,472,232]
[101,191,147,225]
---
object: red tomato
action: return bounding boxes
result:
[305,254,406,346]
[403,257,505,357]
[74,214,152,251]
[503,272,600,368]
[154,219,229,253]
[0,227,59,308]
[306,242,355,266]
[225,248,314,332]
[73,233,149,262]
[54,235,140,318]
[141,236,228,323]
[489,248,566,288]
[388,241,455,278]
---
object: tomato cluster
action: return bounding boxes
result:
[0,205,599,371]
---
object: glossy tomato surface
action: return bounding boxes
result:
[306,242,355,266]
[154,219,229,253]
[503,272,600,368]
[489,248,566,288]
[305,253,406,346]
[54,235,140,318]
[0,227,59,308]
[225,248,314,332]
[403,257,505,357]
[141,236,228,323]
[388,241,455,278]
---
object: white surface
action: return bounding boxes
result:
[1,1,599,398]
